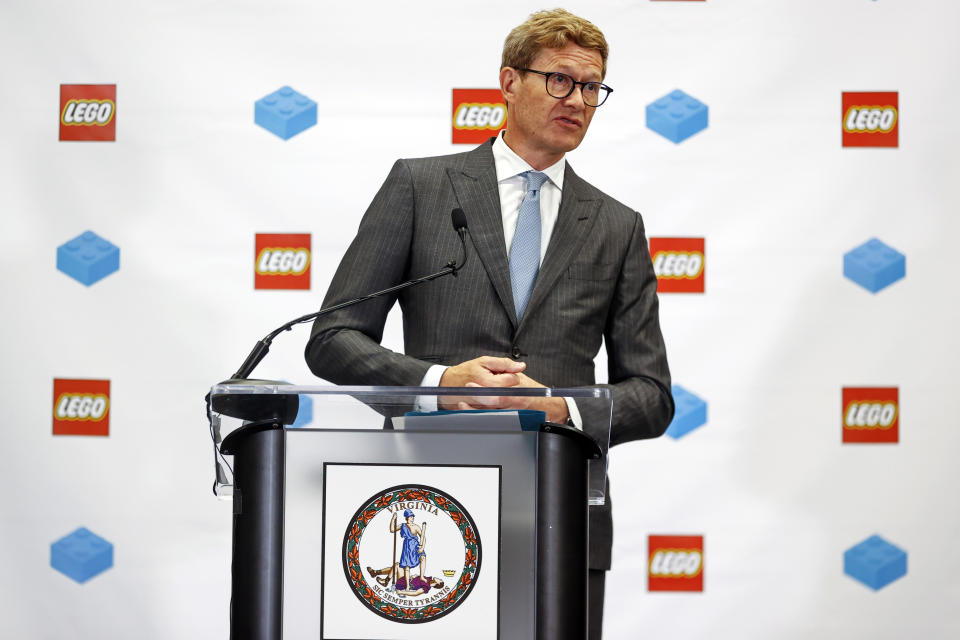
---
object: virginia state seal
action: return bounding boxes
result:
[342,484,481,623]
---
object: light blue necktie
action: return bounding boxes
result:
[509,171,549,320]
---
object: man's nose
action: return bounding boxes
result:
[560,85,586,109]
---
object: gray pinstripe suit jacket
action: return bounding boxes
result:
[305,139,673,570]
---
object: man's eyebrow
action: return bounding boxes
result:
[549,64,603,82]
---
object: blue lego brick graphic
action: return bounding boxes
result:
[844,534,907,590]
[56,231,120,286]
[843,238,905,293]
[255,86,317,140]
[665,385,707,439]
[291,393,313,428]
[646,89,709,143]
[50,527,114,584]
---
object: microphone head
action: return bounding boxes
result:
[451,208,468,232]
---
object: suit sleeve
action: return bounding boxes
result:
[585,210,674,447]
[304,159,433,386]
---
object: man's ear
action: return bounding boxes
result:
[499,67,519,105]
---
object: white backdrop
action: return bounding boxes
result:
[2,0,959,638]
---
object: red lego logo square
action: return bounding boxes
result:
[255,233,311,290]
[649,237,705,293]
[648,535,704,592]
[842,92,898,148]
[53,379,110,436]
[452,89,507,144]
[60,84,116,141]
[842,387,898,443]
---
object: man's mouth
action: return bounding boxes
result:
[555,116,582,127]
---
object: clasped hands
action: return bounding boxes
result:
[438,356,569,423]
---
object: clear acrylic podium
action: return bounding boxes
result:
[208,383,611,640]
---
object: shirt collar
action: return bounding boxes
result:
[492,130,565,190]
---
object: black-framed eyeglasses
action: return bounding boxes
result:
[516,68,613,107]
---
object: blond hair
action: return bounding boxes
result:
[501,8,609,78]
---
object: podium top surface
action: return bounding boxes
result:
[209,382,612,442]
[209,383,611,431]
[210,382,612,399]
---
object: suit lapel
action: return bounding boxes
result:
[446,141,519,329]
[518,163,601,335]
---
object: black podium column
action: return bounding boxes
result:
[536,424,601,640]
[221,422,285,640]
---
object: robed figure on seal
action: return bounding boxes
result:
[366,509,444,596]
[392,510,426,595]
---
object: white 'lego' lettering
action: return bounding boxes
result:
[650,550,702,576]
[62,100,114,125]
[256,248,310,275]
[844,402,896,428]
[454,104,506,129]
[653,252,703,279]
[55,394,108,420]
[844,107,896,133]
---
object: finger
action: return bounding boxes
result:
[478,356,526,373]
[466,394,503,408]
[510,396,533,410]
[475,371,521,387]
[513,372,544,388]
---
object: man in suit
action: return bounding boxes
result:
[305,8,673,638]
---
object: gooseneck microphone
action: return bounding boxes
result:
[227,208,470,381]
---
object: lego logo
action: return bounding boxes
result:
[843,107,897,133]
[844,402,897,429]
[649,549,702,577]
[453,103,506,130]
[256,248,310,275]
[653,251,704,279]
[61,100,115,126]
[54,393,109,421]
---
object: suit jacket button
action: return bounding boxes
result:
[511,346,521,359]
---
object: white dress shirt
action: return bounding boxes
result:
[492,131,565,262]
[417,132,582,427]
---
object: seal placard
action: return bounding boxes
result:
[343,484,481,623]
